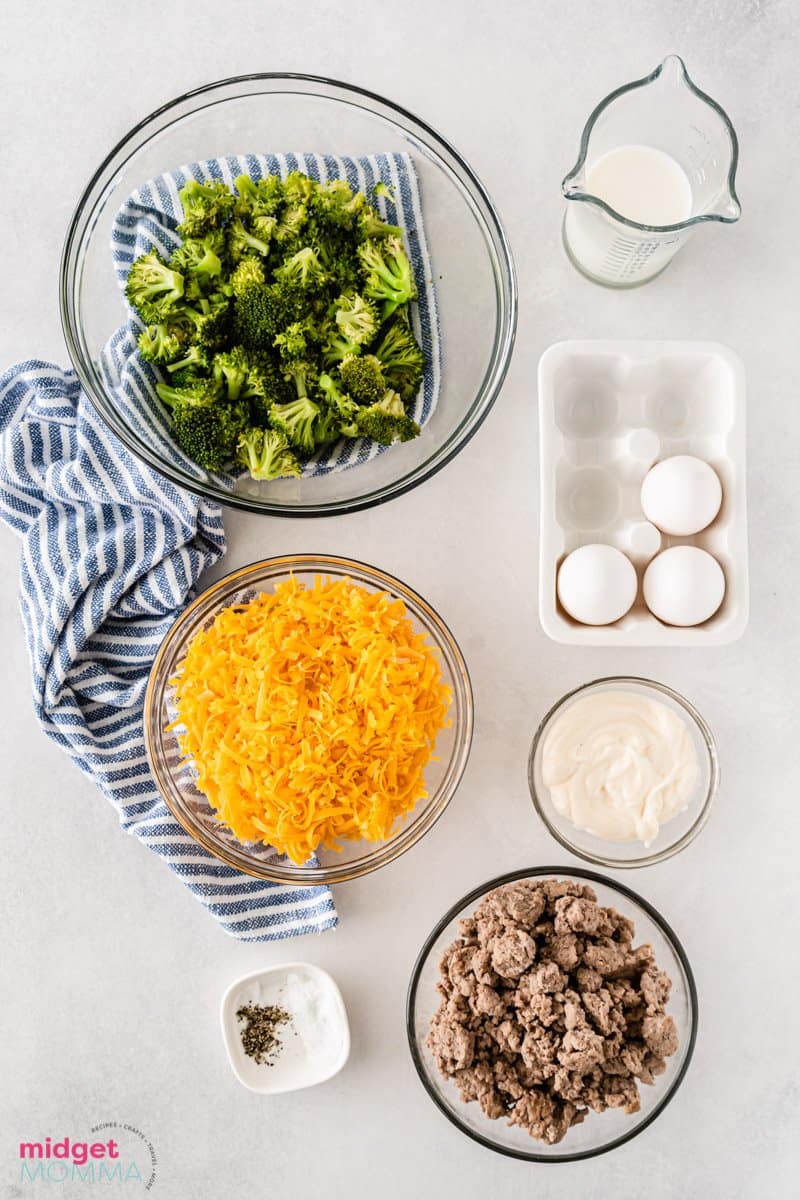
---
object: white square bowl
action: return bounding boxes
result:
[221,962,350,1094]
[538,340,748,646]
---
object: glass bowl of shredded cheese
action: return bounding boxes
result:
[144,554,473,883]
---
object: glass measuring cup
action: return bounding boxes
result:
[562,55,740,287]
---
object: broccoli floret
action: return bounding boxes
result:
[312,408,340,443]
[136,320,188,364]
[310,178,358,229]
[273,319,318,363]
[177,179,235,237]
[170,232,225,290]
[125,251,185,321]
[236,426,302,481]
[283,171,317,206]
[155,376,219,409]
[356,209,402,241]
[251,213,278,243]
[333,293,379,347]
[232,281,304,350]
[239,349,295,411]
[373,315,426,402]
[312,232,360,293]
[282,358,317,401]
[232,286,280,349]
[338,354,387,406]
[155,378,246,470]
[374,182,395,202]
[227,218,273,263]
[355,390,420,445]
[212,346,251,400]
[274,246,328,290]
[179,293,231,351]
[233,174,284,221]
[230,256,266,295]
[317,372,360,437]
[358,236,417,318]
[270,395,320,453]
[320,318,361,366]
[165,344,209,376]
[272,204,309,248]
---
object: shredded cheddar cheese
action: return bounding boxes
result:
[170,576,452,864]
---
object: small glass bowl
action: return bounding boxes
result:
[528,677,719,869]
[143,554,473,885]
[406,866,698,1163]
[60,73,517,516]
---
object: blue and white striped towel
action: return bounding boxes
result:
[0,360,337,941]
[108,152,441,487]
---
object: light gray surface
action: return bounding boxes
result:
[2,2,798,1197]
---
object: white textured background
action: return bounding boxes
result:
[2,2,798,1197]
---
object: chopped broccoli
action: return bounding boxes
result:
[270,395,320,453]
[155,377,220,409]
[123,169,427,471]
[125,251,184,321]
[318,372,360,437]
[272,203,308,247]
[314,230,361,292]
[227,218,273,262]
[320,315,361,366]
[177,179,235,237]
[311,178,358,229]
[333,292,378,346]
[274,247,328,290]
[136,321,188,364]
[338,354,387,406]
[373,314,426,402]
[282,358,317,401]
[236,427,301,481]
[155,378,246,470]
[170,232,225,288]
[239,350,295,420]
[179,293,231,351]
[230,256,266,295]
[233,281,304,350]
[233,174,284,221]
[357,236,417,318]
[165,344,209,376]
[354,390,420,445]
[283,171,317,206]
[212,346,251,400]
[273,319,317,363]
[356,210,402,241]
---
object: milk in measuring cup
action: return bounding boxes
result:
[564,144,694,286]
[585,146,692,225]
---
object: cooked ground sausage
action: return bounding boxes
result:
[426,879,679,1145]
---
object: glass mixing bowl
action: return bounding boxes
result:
[60,74,517,515]
[528,677,719,869]
[143,555,473,884]
[407,866,698,1162]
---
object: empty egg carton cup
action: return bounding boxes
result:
[538,341,748,646]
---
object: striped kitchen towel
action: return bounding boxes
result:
[108,152,441,486]
[0,360,337,941]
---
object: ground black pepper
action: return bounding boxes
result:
[236,1003,291,1065]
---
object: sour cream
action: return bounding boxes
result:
[541,691,698,845]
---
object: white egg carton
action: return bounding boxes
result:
[538,340,748,646]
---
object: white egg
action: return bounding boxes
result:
[643,546,726,626]
[640,455,722,536]
[557,544,637,626]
